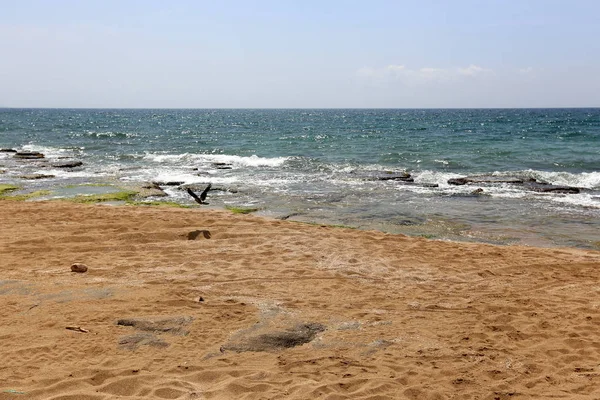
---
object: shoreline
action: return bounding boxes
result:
[1,200,600,399]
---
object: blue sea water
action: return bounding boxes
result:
[1,108,599,249]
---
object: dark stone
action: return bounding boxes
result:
[71,263,88,273]
[155,181,184,186]
[447,175,580,194]
[448,176,524,185]
[370,172,413,181]
[14,151,44,159]
[447,178,469,185]
[522,182,580,194]
[144,182,162,190]
[20,174,55,180]
[187,230,211,240]
[52,161,83,168]
[0,148,17,153]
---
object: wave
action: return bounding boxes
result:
[80,131,138,139]
[143,152,289,168]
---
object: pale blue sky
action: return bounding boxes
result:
[1,0,599,108]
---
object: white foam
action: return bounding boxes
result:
[524,170,600,189]
[143,152,288,168]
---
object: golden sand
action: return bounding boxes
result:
[1,201,600,399]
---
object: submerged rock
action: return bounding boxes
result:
[448,176,525,185]
[370,171,413,182]
[154,181,184,186]
[52,161,83,168]
[522,182,580,194]
[447,175,581,194]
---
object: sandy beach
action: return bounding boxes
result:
[1,201,600,399]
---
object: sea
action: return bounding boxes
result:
[1,108,599,249]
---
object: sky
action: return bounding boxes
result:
[1,0,599,108]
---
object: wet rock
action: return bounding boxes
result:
[0,148,17,153]
[370,172,413,182]
[19,174,55,180]
[71,263,88,273]
[154,181,184,186]
[117,316,193,335]
[14,151,44,159]
[52,161,83,168]
[522,182,580,194]
[187,230,211,240]
[448,176,525,185]
[471,188,484,195]
[448,175,581,194]
[224,323,326,352]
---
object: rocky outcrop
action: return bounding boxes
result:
[52,161,83,168]
[370,172,414,182]
[522,182,580,194]
[13,151,44,159]
[448,176,526,185]
[447,175,581,194]
[20,174,55,180]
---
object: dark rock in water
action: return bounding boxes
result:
[212,162,232,167]
[448,175,581,194]
[14,151,44,159]
[0,148,17,153]
[144,182,163,190]
[224,323,326,352]
[52,161,83,168]
[522,182,580,194]
[471,188,484,195]
[20,174,55,180]
[448,176,524,185]
[447,177,468,185]
[154,181,184,186]
[215,166,233,170]
[370,172,413,182]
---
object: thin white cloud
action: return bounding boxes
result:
[357,64,494,85]
[518,67,534,74]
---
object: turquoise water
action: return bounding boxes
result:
[1,108,599,248]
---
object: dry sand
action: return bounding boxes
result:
[1,201,600,399]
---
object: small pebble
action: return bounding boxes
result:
[71,263,88,273]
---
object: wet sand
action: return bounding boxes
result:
[1,201,600,399]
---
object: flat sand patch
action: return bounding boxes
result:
[1,201,600,399]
